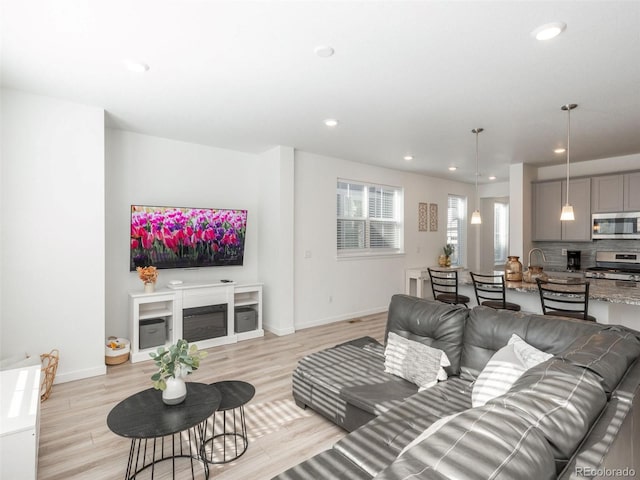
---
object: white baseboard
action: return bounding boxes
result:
[294,306,388,331]
[54,365,106,384]
[263,323,296,336]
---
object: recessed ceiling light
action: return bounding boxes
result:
[123,59,150,73]
[404,155,414,161]
[314,45,335,58]
[489,176,497,180]
[531,22,567,41]
[554,148,566,154]
[324,119,338,127]
[448,166,457,171]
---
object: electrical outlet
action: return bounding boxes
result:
[562,249,567,256]
[328,295,333,303]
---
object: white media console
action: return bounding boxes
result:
[129,282,263,363]
[0,362,41,479]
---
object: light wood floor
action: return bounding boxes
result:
[37,312,387,480]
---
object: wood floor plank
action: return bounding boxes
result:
[37,312,387,480]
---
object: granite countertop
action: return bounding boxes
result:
[459,271,640,306]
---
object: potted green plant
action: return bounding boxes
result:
[439,244,454,267]
[149,339,207,405]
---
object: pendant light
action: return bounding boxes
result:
[560,104,578,221]
[470,128,483,225]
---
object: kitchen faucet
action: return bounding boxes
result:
[528,248,547,267]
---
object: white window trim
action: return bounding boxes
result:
[336,251,406,260]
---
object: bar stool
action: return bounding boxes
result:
[469,272,521,311]
[536,278,596,321]
[427,268,470,307]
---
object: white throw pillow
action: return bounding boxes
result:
[471,334,553,408]
[384,332,450,390]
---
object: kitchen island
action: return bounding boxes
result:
[405,267,640,330]
[496,275,640,305]
[460,272,640,330]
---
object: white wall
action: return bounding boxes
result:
[105,133,475,336]
[536,153,640,181]
[509,163,537,259]
[257,147,295,335]
[479,181,509,199]
[105,129,262,339]
[1,89,105,382]
[294,151,475,329]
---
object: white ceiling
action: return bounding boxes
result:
[2,0,640,184]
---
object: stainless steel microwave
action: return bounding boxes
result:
[592,212,640,239]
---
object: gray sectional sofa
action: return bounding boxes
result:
[274,294,640,480]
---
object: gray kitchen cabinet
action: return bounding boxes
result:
[591,174,624,213]
[624,172,640,211]
[533,180,561,241]
[592,172,640,212]
[562,178,591,241]
[532,178,591,241]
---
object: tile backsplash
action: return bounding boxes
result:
[529,239,640,271]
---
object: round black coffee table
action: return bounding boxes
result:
[202,380,255,463]
[107,382,221,480]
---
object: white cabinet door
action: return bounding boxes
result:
[0,365,41,480]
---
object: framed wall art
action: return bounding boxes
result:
[418,203,428,231]
[429,203,438,231]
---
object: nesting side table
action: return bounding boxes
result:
[202,380,255,464]
[107,382,221,480]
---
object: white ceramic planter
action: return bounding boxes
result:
[162,369,187,405]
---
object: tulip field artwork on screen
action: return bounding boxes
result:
[130,205,247,270]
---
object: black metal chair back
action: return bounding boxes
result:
[535,278,596,321]
[427,268,470,307]
[469,272,521,311]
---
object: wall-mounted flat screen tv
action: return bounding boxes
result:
[130,205,247,270]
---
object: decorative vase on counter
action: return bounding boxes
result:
[441,244,454,267]
[505,256,523,281]
[523,265,549,284]
[144,282,155,294]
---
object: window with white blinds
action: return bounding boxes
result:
[447,195,466,266]
[337,179,403,255]
[494,201,509,265]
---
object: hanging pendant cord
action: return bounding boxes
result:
[566,105,571,206]
[475,131,479,208]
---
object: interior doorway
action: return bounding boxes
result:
[479,197,509,273]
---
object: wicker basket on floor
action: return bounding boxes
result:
[105,337,130,365]
[40,349,59,402]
